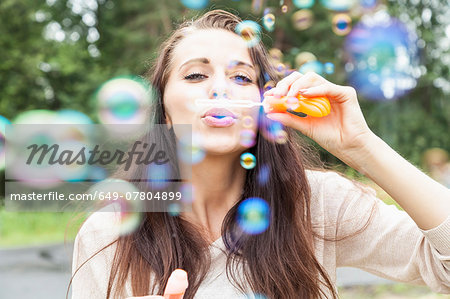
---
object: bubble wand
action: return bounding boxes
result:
[195,94,331,117]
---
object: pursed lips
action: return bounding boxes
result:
[202,108,237,119]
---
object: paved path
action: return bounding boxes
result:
[0,243,394,299]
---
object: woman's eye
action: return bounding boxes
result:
[233,74,253,84]
[184,73,207,80]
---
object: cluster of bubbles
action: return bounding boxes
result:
[237,197,270,235]
[344,10,420,101]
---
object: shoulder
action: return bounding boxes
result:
[305,169,379,232]
[73,203,123,264]
[306,169,377,203]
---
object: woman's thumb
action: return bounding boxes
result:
[163,269,189,299]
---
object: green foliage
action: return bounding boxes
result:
[0,0,448,167]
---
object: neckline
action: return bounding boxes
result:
[209,236,223,248]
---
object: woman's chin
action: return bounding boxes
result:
[201,140,243,156]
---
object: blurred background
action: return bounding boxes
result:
[0,0,449,298]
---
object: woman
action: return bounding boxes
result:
[71,9,450,299]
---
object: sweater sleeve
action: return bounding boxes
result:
[71,204,122,299]
[321,172,450,293]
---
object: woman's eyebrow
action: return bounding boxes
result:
[228,60,255,71]
[178,57,210,71]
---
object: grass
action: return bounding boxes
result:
[0,204,85,248]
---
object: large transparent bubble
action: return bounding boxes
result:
[344,11,421,101]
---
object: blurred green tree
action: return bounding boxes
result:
[0,0,448,176]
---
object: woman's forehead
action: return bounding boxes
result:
[171,28,254,67]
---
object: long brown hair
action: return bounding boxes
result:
[71,9,375,299]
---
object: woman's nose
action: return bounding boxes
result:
[209,76,230,99]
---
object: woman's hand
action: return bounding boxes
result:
[264,71,374,162]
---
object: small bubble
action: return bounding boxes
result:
[332,13,352,36]
[235,20,262,47]
[240,153,256,169]
[237,197,270,234]
[324,62,335,74]
[292,9,314,31]
[262,13,275,32]
[240,129,257,147]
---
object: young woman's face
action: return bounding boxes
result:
[164,29,261,155]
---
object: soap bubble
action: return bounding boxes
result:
[88,179,142,235]
[263,81,276,92]
[240,129,257,147]
[235,20,261,47]
[274,129,288,144]
[344,11,420,101]
[281,5,288,13]
[262,13,275,32]
[285,97,300,110]
[299,60,324,75]
[360,0,378,9]
[11,110,61,188]
[269,48,283,62]
[55,110,92,125]
[292,9,314,31]
[179,183,195,203]
[324,62,335,74]
[168,202,182,216]
[147,163,171,190]
[180,0,209,10]
[177,132,205,164]
[293,0,315,9]
[242,116,255,128]
[295,51,317,68]
[96,77,152,127]
[257,164,270,186]
[14,109,58,124]
[262,119,286,143]
[237,197,270,234]
[332,13,352,35]
[240,152,256,169]
[320,0,356,11]
[0,115,11,170]
[251,0,263,13]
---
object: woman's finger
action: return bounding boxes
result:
[299,83,357,103]
[286,72,327,97]
[269,71,303,97]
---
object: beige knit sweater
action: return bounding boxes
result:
[71,170,450,298]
